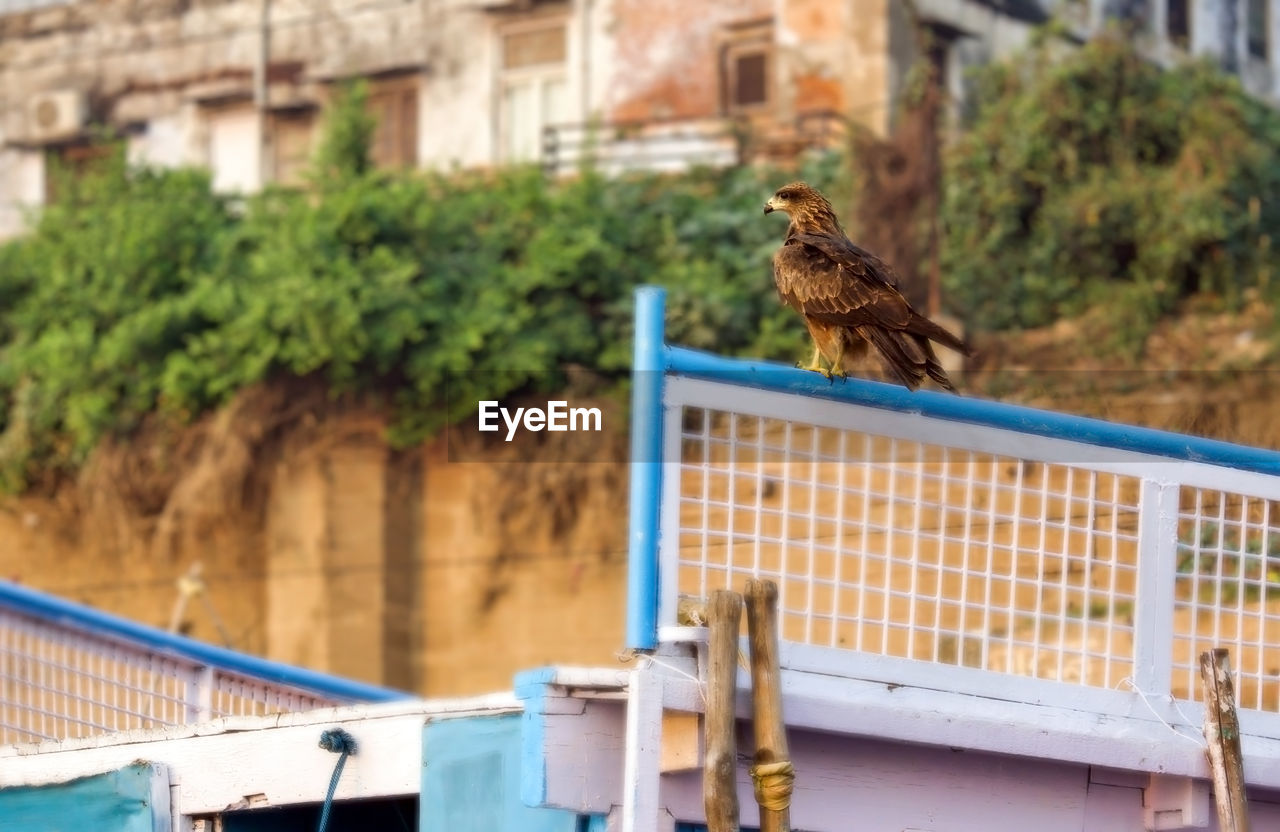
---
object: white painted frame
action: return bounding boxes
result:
[0,698,518,819]
[657,376,1280,756]
[493,11,574,164]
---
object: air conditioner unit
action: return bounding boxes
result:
[26,90,87,143]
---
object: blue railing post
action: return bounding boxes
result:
[626,286,667,651]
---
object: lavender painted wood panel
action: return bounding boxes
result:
[539,695,1097,831]
[534,683,1280,832]
[1081,782,1143,832]
[725,728,1089,832]
[539,699,626,811]
[1238,798,1280,829]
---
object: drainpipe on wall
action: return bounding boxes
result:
[255,0,272,188]
[580,0,593,121]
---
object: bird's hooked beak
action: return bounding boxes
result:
[763,196,780,215]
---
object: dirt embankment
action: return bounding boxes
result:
[0,383,631,696]
[966,296,1280,450]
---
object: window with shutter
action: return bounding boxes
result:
[1166,0,1190,49]
[720,20,773,115]
[1248,0,1269,60]
[367,76,421,170]
[498,19,569,163]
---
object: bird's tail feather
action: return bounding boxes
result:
[861,327,925,390]
[919,338,957,392]
[904,312,971,357]
[860,327,958,392]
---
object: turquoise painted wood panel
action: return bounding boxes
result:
[421,713,576,832]
[0,762,165,832]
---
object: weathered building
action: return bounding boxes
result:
[3,0,1276,235]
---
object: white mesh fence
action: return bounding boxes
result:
[660,378,1280,719]
[0,609,338,745]
[1173,489,1280,712]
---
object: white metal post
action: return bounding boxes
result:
[187,666,215,723]
[621,661,664,832]
[1133,479,1180,699]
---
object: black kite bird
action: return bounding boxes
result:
[764,182,971,392]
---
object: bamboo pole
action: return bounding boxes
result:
[1201,648,1250,832]
[745,579,792,832]
[705,590,743,832]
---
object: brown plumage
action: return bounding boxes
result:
[763,182,971,391]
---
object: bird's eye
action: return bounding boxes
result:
[778,192,790,201]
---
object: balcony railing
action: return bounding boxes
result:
[0,580,409,746]
[541,111,845,176]
[625,287,1280,755]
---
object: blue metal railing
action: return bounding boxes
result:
[664,346,1280,475]
[625,286,667,651]
[0,579,409,704]
[624,286,1280,651]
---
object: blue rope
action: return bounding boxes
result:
[317,728,358,832]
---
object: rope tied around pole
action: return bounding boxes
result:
[749,760,795,812]
[316,727,358,832]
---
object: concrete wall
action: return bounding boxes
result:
[779,0,893,133]
[0,146,41,234]
[419,3,495,169]
[603,0,773,121]
[0,0,438,234]
[0,402,628,697]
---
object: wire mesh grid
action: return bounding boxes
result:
[0,611,338,745]
[212,672,328,718]
[1172,489,1280,711]
[0,611,192,744]
[671,405,1144,691]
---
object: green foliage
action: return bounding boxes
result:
[941,35,1280,350]
[312,79,377,182]
[0,85,838,490]
[0,156,234,491]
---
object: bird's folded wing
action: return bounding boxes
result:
[773,238,912,329]
[788,232,901,289]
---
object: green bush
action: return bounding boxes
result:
[0,84,838,491]
[941,34,1280,348]
[0,157,235,491]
